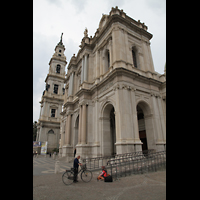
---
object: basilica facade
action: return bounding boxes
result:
[59,6,166,159]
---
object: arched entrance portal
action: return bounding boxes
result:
[137,105,148,151]
[102,104,116,156]
[136,101,155,151]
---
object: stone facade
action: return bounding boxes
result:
[59,6,166,159]
[36,34,67,153]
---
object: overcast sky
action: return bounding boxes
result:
[33,0,166,122]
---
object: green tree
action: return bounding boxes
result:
[33,121,37,141]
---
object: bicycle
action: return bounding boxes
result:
[62,164,93,185]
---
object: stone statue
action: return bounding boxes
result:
[84,28,88,37]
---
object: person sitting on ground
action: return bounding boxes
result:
[97,166,108,181]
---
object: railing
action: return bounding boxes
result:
[82,149,156,171]
[108,150,166,181]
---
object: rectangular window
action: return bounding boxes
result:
[54,84,58,94]
[51,109,56,117]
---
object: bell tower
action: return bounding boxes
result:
[36,33,67,153]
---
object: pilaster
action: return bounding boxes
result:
[84,54,88,82]
[81,56,84,84]
[81,104,87,144]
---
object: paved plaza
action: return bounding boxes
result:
[33,155,72,176]
[33,156,166,200]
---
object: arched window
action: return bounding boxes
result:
[56,64,61,73]
[107,50,110,68]
[104,49,110,72]
[48,129,54,134]
[132,49,137,68]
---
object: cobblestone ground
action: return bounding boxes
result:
[33,169,166,200]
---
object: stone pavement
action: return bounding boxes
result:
[33,155,73,176]
[33,163,166,200]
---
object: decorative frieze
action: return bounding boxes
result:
[99,81,114,94]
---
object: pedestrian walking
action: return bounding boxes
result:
[49,152,51,158]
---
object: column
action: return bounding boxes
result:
[64,117,68,145]
[147,42,155,72]
[60,121,65,148]
[152,94,163,142]
[84,54,88,81]
[109,40,113,67]
[68,74,71,96]
[78,106,82,144]
[67,114,72,145]
[71,72,74,95]
[130,88,142,152]
[81,56,84,84]
[130,90,140,142]
[95,51,99,79]
[99,50,103,77]
[81,104,87,144]
[68,72,74,96]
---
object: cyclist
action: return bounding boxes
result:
[73,155,82,183]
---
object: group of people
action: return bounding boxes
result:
[73,155,109,183]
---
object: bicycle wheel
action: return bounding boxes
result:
[81,170,93,182]
[62,171,74,185]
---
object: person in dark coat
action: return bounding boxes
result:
[73,155,82,182]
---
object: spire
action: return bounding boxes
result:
[56,32,65,49]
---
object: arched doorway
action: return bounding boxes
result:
[137,105,148,151]
[136,101,155,151]
[102,103,116,156]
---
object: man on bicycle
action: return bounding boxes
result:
[73,155,82,183]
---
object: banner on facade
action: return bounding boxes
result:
[41,141,48,155]
[33,141,41,147]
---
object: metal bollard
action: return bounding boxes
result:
[55,161,60,174]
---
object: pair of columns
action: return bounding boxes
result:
[68,72,74,96]
[64,113,72,146]
[78,104,87,144]
[81,54,88,84]
[63,103,87,146]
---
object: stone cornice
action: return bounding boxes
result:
[38,119,60,125]
[45,73,66,82]
[49,57,67,66]
[42,94,64,103]
[63,67,165,108]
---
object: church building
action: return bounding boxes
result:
[59,6,166,159]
